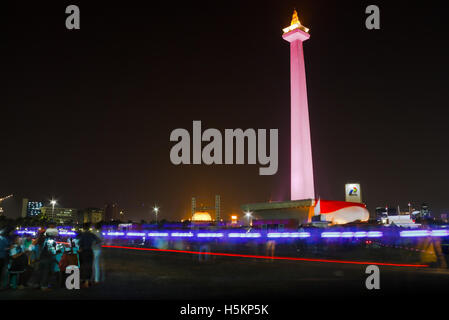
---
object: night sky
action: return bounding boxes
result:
[1,1,448,220]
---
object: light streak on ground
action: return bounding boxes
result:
[102,245,429,268]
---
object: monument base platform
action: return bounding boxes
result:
[241,199,315,228]
[241,199,369,227]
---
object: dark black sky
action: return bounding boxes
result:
[1,1,449,220]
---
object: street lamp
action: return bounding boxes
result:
[153,205,160,223]
[50,199,57,219]
[244,210,252,226]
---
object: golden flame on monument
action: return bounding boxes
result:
[283,9,309,34]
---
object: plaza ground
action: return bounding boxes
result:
[1,247,449,300]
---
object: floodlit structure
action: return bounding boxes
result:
[283,10,315,200]
[40,206,77,225]
[192,211,213,222]
[191,195,221,221]
[313,199,369,225]
[241,11,371,227]
[243,199,369,228]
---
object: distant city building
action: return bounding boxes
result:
[375,206,398,219]
[0,194,13,217]
[78,208,104,224]
[191,195,221,221]
[21,198,44,218]
[104,203,124,221]
[375,206,418,227]
[420,203,431,218]
[215,195,221,221]
[104,203,118,221]
[41,206,77,224]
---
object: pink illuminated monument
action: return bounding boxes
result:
[241,12,370,225]
[282,10,315,201]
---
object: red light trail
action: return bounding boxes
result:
[102,245,429,268]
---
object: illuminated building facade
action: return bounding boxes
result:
[192,211,213,222]
[21,198,44,218]
[79,207,104,224]
[0,194,13,216]
[40,206,77,224]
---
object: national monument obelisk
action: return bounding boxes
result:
[241,11,369,226]
[282,10,315,201]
